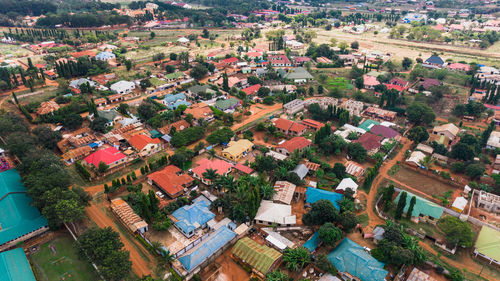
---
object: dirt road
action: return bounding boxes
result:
[231,103,282,132]
[86,202,153,277]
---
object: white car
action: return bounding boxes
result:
[155,191,164,199]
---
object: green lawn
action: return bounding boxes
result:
[31,235,101,281]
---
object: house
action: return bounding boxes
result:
[394,192,444,224]
[148,165,193,198]
[301,119,325,131]
[171,195,215,238]
[328,238,388,281]
[273,181,297,205]
[0,248,36,281]
[406,151,426,167]
[422,55,444,69]
[0,169,49,249]
[110,80,136,95]
[268,54,292,67]
[402,13,427,23]
[283,99,305,115]
[388,77,409,88]
[165,71,186,82]
[363,74,380,90]
[215,98,240,112]
[334,124,366,142]
[451,197,468,213]
[354,133,383,154]
[232,237,282,275]
[241,84,261,96]
[292,164,309,180]
[221,139,254,161]
[177,226,236,276]
[410,78,441,94]
[416,143,434,155]
[162,93,191,110]
[305,187,343,210]
[83,147,127,169]
[370,125,400,140]
[342,99,364,116]
[234,163,254,175]
[358,119,379,132]
[222,57,238,65]
[274,118,307,136]
[95,109,122,127]
[276,137,312,156]
[37,100,60,115]
[286,40,304,49]
[177,37,190,45]
[363,106,397,121]
[486,131,500,149]
[345,161,366,179]
[477,190,500,214]
[254,200,296,226]
[447,62,471,72]
[128,134,162,156]
[159,120,191,135]
[187,84,215,98]
[95,51,116,61]
[69,78,96,89]
[192,158,233,185]
[284,67,314,84]
[336,178,358,195]
[293,56,312,66]
[111,198,148,234]
[473,226,500,266]
[339,54,355,66]
[61,146,92,165]
[432,123,459,140]
[184,102,214,122]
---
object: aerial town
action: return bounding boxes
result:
[1,0,500,281]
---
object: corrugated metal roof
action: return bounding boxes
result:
[475,226,500,262]
[394,192,444,219]
[0,248,36,281]
[232,237,282,274]
[305,187,343,210]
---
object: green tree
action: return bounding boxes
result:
[315,254,337,274]
[32,126,61,149]
[90,116,108,133]
[437,216,474,247]
[283,247,310,271]
[206,127,234,144]
[98,161,109,173]
[402,57,412,70]
[406,196,416,219]
[266,270,289,281]
[318,223,343,246]
[347,142,367,162]
[406,102,436,125]
[303,199,339,225]
[395,191,407,220]
[407,126,429,143]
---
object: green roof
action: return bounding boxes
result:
[475,226,500,261]
[394,191,443,219]
[97,110,120,122]
[149,77,166,87]
[0,248,36,281]
[165,71,184,80]
[358,119,379,131]
[0,169,48,246]
[215,98,240,111]
[232,237,282,274]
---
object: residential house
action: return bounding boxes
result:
[388,77,409,88]
[339,54,355,66]
[416,143,434,155]
[283,99,305,115]
[363,74,380,90]
[95,109,122,127]
[304,97,339,109]
[192,158,233,185]
[95,51,116,61]
[276,137,312,156]
[254,200,296,226]
[345,161,366,180]
[451,197,468,213]
[69,78,96,89]
[148,165,193,198]
[327,238,388,281]
[284,67,314,84]
[394,192,444,224]
[234,163,254,175]
[370,125,400,140]
[177,37,190,45]
[158,120,191,135]
[222,57,239,65]
[187,85,215,98]
[268,54,292,67]
[61,146,92,165]
[305,187,343,210]
[171,195,215,238]
[37,100,60,115]
[110,198,148,234]
[353,133,383,154]
[215,98,240,112]
[486,131,500,149]
[241,84,261,97]
[83,147,127,169]
[447,62,471,72]
[364,106,397,121]
[232,237,282,275]
[184,102,214,123]
[274,118,307,136]
[410,78,442,94]
[165,71,186,83]
[423,55,444,69]
[334,124,366,142]
[477,190,500,214]
[358,119,379,132]
[110,80,136,95]
[162,93,191,110]
[273,181,296,205]
[285,40,304,49]
[94,98,107,107]
[342,99,364,116]
[473,226,500,266]
[221,139,254,161]
[406,151,426,167]
[293,56,312,66]
[301,119,325,131]
[0,248,36,281]
[128,134,162,156]
[292,164,309,180]
[432,123,459,140]
[336,178,358,195]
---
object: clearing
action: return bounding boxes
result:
[391,166,456,198]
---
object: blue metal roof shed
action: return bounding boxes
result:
[305,187,343,210]
[172,196,215,237]
[0,248,36,281]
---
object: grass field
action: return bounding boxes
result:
[31,235,101,281]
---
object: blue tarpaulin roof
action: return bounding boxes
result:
[305,187,343,210]
[0,169,48,246]
[172,196,215,235]
[178,226,236,272]
[303,232,319,252]
[328,238,388,281]
[88,142,99,148]
[0,248,36,281]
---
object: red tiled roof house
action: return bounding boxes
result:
[148,165,194,198]
[83,147,127,169]
[276,136,312,156]
[192,158,233,185]
[128,134,162,157]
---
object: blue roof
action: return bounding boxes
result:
[161,135,171,142]
[168,100,191,110]
[0,169,48,246]
[178,226,236,272]
[172,196,215,235]
[358,119,379,132]
[305,187,343,210]
[328,238,388,281]
[303,232,319,252]
[88,142,99,148]
[0,248,36,281]
[425,55,444,65]
[163,93,187,104]
[96,51,115,60]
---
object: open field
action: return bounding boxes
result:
[31,235,101,281]
[391,166,456,199]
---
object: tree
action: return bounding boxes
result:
[62,113,83,130]
[90,116,108,133]
[206,127,234,144]
[98,161,109,173]
[465,163,485,179]
[318,223,343,246]
[407,126,429,143]
[402,57,412,70]
[137,102,157,120]
[406,196,416,219]
[190,64,208,80]
[333,163,346,179]
[406,102,435,125]
[266,270,289,281]
[258,87,271,98]
[395,191,407,220]
[450,142,475,161]
[32,126,61,149]
[347,142,367,162]
[125,60,132,71]
[140,78,152,90]
[350,41,359,50]
[202,168,219,185]
[437,216,474,247]
[118,103,129,115]
[315,254,337,274]
[150,31,156,39]
[303,199,339,225]
[340,211,358,232]
[354,76,364,89]
[283,247,310,271]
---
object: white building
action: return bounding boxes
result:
[283,99,305,115]
[486,131,500,149]
[110,80,136,95]
[336,178,358,195]
[254,200,296,226]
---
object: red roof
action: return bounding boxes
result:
[289,122,307,133]
[447,63,471,71]
[71,50,97,58]
[384,84,404,92]
[148,165,193,197]
[192,158,233,178]
[274,118,294,131]
[128,134,161,151]
[246,52,262,58]
[363,75,380,87]
[234,163,254,174]
[84,147,126,166]
[242,84,261,96]
[388,77,408,87]
[301,119,324,130]
[353,133,383,151]
[277,137,311,152]
[222,57,238,64]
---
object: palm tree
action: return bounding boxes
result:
[260,183,276,200]
[202,168,218,186]
[207,149,217,160]
[275,166,289,180]
[216,175,236,194]
[419,155,434,169]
